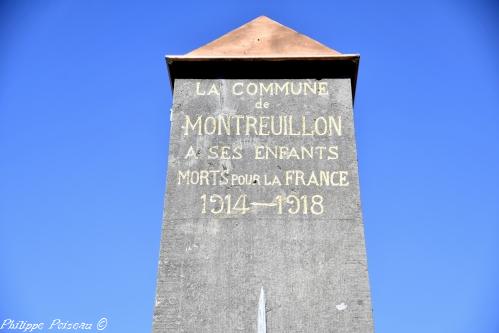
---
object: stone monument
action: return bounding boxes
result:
[153,16,374,332]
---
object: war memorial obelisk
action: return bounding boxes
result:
[153,16,374,332]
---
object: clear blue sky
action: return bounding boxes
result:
[1,1,498,332]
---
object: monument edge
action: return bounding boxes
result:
[164,55,360,101]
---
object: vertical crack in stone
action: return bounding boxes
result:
[258,287,266,333]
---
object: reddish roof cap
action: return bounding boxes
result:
[184,16,341,57]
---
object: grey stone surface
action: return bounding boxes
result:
[153,79,374,332]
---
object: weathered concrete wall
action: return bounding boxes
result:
[153,79,374,332]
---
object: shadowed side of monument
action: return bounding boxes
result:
[153,16,374,333]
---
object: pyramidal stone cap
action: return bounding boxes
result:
[166,16,360,98]
[186,16,340,57]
